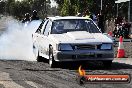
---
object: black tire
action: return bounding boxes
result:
[33,44,42,62]
[49,46,57,68]
[33,44,43,62]
[37,52,43,62]
[103,60,112,68]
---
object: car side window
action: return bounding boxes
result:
[35,20,48,34]
[35,20,45,34]
[43,20,52,36]
[41,20,48,34]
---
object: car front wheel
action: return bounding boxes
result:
[102,60,112,68]
[49,46,57,68]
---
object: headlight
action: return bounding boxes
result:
[58,44,73,51]
[101,44,112,50]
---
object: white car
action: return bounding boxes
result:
[32,16,114,68]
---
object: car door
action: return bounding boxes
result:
[39,20,52,59]
[33,20,48,55]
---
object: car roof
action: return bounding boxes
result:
[47,16,91,21]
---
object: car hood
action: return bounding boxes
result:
[49,31,113,44]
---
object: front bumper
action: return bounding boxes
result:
[53,50,114,62]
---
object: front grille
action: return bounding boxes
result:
[72,44,96,50]
[77,54,95,58]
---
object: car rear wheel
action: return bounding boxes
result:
[36,52,43,62]
[102,60,112,68]
[49,46,57,68]
[33,44,42,62]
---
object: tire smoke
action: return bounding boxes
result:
[0,18,41,61]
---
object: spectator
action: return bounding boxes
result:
[83,9,93,20]
[22,13,30,23]
[92,14,97,24]
[30,10,39,21]
[76,12,83,17]
[115,16,123,25]
[97,10,105,33]
[123,20,131,38]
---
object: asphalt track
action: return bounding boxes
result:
[0,58,132,88]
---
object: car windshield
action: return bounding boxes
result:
[51,19,101,34]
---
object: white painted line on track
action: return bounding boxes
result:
[0,71,24,88]
[25,81,38,88]
[113,58,132,65]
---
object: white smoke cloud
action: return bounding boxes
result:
[0,18,41,61]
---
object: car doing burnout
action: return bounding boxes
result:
[32,16,114,68]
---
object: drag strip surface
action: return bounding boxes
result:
[0,59,132,88]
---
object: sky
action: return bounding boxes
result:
[50,0,58,7]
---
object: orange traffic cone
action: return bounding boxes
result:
[117,36,125,58]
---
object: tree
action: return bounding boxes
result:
[54,0,93,16]
[0,0,129,20]
[0,1,6,14]
[55,0,130,20]
[31,0,51,18]
[5,0,15,15]
[61,0,70,16]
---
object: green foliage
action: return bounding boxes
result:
[0,0,130,20]
[61,0,70,16]
[0,1,6,14]
[55,0,93,16]
[0,0,55,19]
[55,0,130,20]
